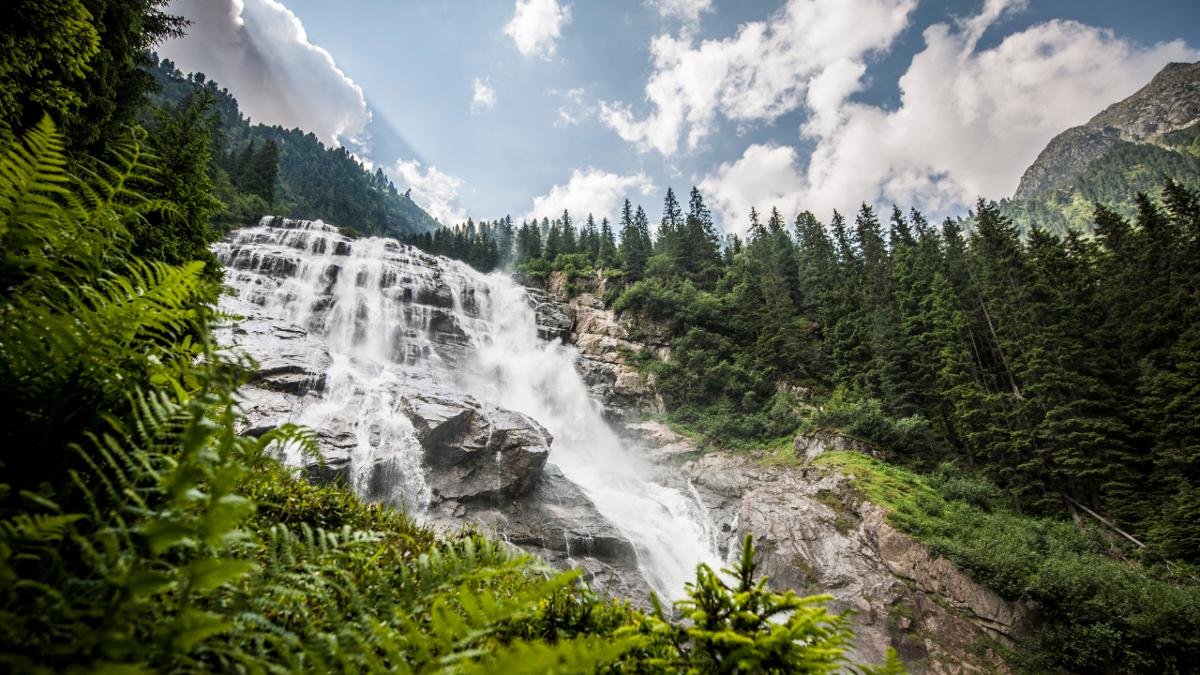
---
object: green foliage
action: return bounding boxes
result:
[0,103,881,675]
[63,0,186,154]
[637,534,855,674]
[137,92,223,279]
[809,388,941,461]
[817,452,1200,673]
[147,56,442,235]
[0,118,606,673]
[0,0,100,139]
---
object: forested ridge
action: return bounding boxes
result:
[0,2,910,673]
[424,184,1200,559]
[999,125,1200,234]
[145,55,444,236]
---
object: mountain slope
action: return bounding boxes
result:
[147,55,443,236]
[1015,61,1200,199]
[1002,61,1200,232]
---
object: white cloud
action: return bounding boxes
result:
[600,0,917,156]
[471,77,496,112]
[391,159,468,225]
[699,144,805,237]
[504,0,571,59]
[650,0,713,27]
[161,0,372,155]
[698,3,1199,229]
[525,168,655,222]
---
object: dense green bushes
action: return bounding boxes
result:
[806,388,943,462]
[817,452,1200,673]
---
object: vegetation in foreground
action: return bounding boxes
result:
[0,110,904,675]
[0,3,906,671]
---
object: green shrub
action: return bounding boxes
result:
[817,451,1200,673]
[812,388,942,460]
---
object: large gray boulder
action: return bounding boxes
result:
[428,463,651,602]
[402,391,551,502]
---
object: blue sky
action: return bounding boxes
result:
[161,0,1200,234]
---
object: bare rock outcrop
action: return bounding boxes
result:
[531,271,669,418]
[687,452,1028,672]
[1015,60,1200,199]
[629,422,1029,674]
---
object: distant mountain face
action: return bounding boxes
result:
[1015,61,1200,200]
[1003,61,1200,232]
[147,56,443,237]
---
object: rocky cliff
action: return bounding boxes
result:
[636,422,1029,673]
[528,270,669,418]
[1014,60,1200,199]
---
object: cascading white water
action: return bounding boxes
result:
[449,269,722,597]
[216,217,720,599]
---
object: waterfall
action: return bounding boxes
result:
[215,217,721,600]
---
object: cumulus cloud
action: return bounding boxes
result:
[699,144,806,236]
[472,77,496,112]
[391,159,468,225]
[161,0,371,155]
[600,0,916,155]
[697,2,1199,231]
[504,0,571,59]
[650,0,713,27]
[525,168,655,222]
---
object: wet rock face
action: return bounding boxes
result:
[631,423,1028,674]
[402,391,551,502]
[428,463,652,603]
[528,289,573,342]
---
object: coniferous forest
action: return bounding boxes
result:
[427,184,1200,564]
[3,1,1200,673]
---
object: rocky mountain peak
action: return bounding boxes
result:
[1014,60,1200,199]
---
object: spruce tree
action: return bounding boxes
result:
[681,186,722,286]
[657,187,683,263]
[544,220,563,260]
[598,217,617,268]
[618,198,647,280]
[560,209,577,255]
[582,213,599,260]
